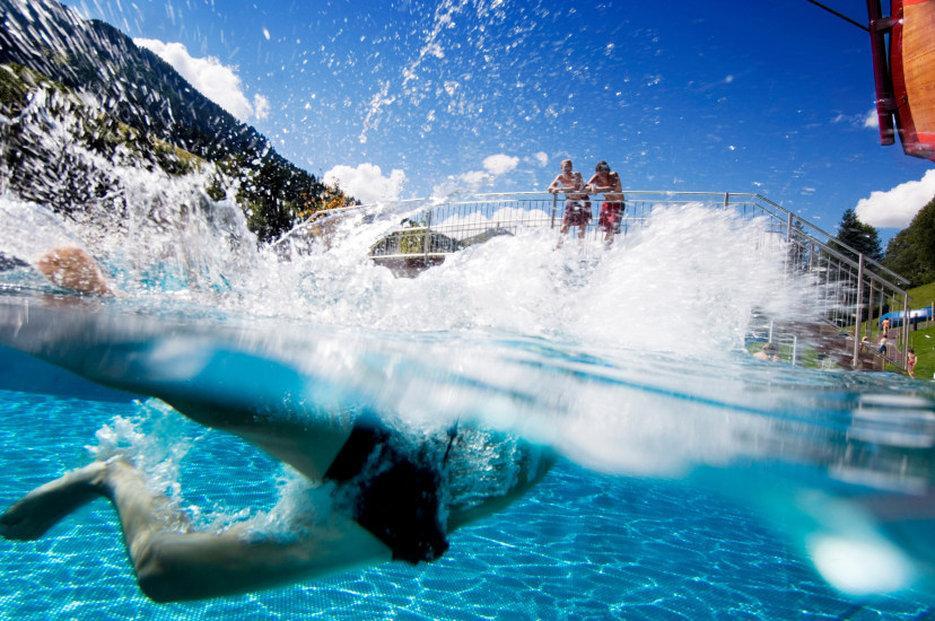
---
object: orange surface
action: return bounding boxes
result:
[902,0,935,146]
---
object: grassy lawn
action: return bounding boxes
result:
[907,282,935,380]
[908,281,935,308]
[790,280,935,378]
[908,324,935,380]
[883,281,935,315]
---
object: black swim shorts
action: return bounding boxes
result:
[324,421,449,565]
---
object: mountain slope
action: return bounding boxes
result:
[0,0,345,240]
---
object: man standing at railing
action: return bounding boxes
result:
[548,159,590,246]
[586,161,624,247]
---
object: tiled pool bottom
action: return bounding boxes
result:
[0,389,930,620]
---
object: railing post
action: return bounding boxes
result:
[785,211,794,243]
[902,293,910,369]
[724,192,730,207]
[852,253,865,368]
[550,193,557,229]
[423,208,432,263]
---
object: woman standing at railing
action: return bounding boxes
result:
[548,159,591,246]
[586,161,624,247]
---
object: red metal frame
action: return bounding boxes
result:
[867,0,896,145]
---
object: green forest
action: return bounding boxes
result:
[832,196,935,292]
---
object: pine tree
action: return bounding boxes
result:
[831,209,883,263]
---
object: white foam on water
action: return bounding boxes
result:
[0,176,850,483]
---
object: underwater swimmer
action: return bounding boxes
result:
[1,247,554,602]
[1,418,552,602]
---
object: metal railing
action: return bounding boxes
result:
[286,191,912,372]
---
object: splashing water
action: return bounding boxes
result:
[0,132,933,608]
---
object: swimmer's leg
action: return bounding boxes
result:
[102,460,391,601]
[165,399,353,482]
[2,460,391,602]
[0,461,107,540]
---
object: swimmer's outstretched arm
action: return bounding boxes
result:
[1,460,391,602]
[35,246,112,295]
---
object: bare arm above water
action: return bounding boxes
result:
[35,246,112,295]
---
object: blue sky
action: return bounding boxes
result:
[64,0,933,236]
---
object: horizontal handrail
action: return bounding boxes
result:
[753,194,908,286]
[276,189,909,292]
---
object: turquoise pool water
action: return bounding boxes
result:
[0,200,933,617]
[0,334,932,619]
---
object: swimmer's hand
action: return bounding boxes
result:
[36,247,113,296]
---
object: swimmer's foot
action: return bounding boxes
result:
[0,461,108,540]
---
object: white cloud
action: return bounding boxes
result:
[855,169,935,228]
[134,38,267,122]
[534,151,548,167]
[864,109,879,129]
[460,170,491,186]
[482,153,519,175]
[431,170,494,200]
[324,163,406,203]
[431,153,520,200]
[253,94,270,120]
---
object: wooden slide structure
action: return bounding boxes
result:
[868,0,935,161]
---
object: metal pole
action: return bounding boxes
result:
[792,335,798,366]
[423,208,431,264]
[550,193,557,229]
[852,253,865,368]
[867,0,897,145]
[902,293,910,369]
[786,212,794,243]
[878,288,885,336]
